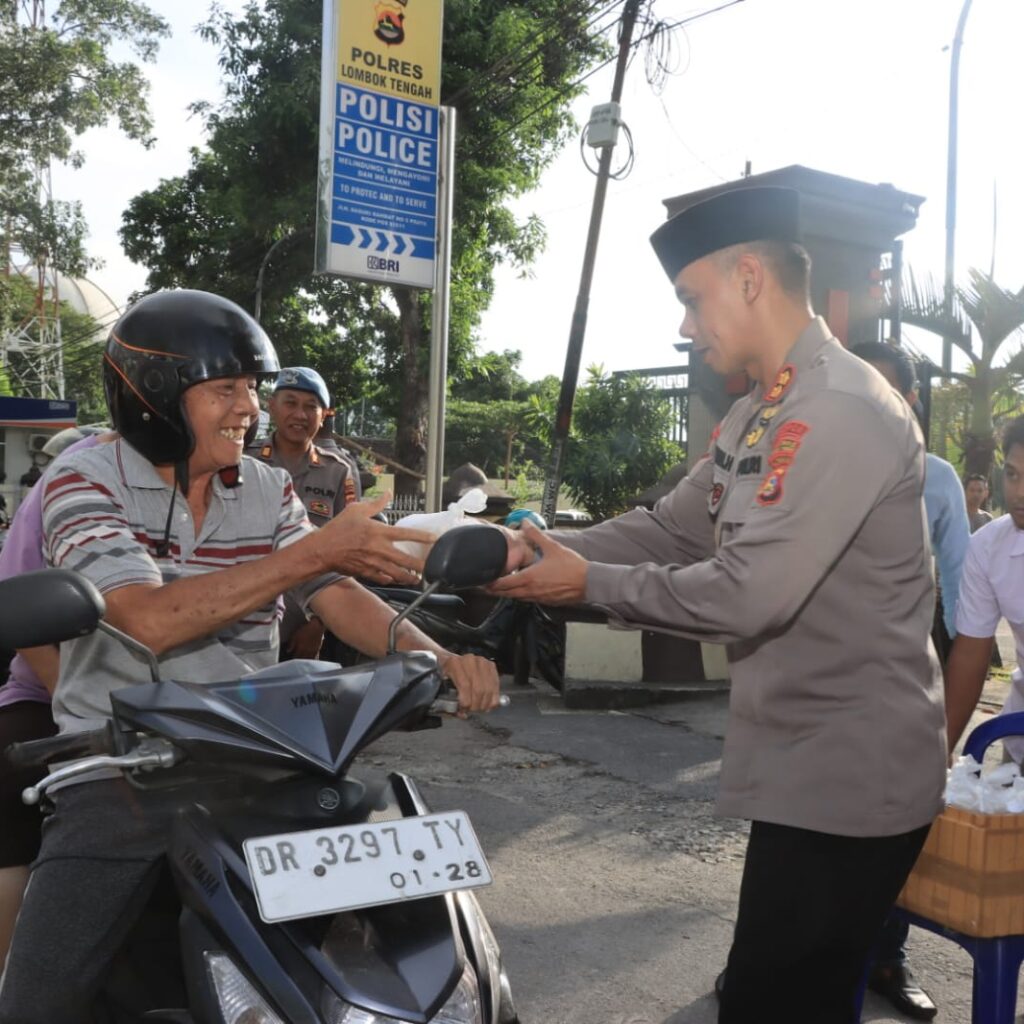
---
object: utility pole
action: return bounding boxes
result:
[942,0,973,374]
[540,0,643,526]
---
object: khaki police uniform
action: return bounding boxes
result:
[246,433,360,644]
[246,434,359,526]
[556,317,946,838]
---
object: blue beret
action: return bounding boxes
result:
[650,187,801,283]
[273,367,330,408]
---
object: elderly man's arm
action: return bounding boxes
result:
[43,466,432,657]
[309,580,500,712]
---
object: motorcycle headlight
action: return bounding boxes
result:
[321,966,482,1024]
[204,951,285,1024]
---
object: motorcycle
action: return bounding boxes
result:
[336,586,565,691]
[1,526,519,1024]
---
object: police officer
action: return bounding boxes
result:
[492,187,946,1024]
[247,367,362,658]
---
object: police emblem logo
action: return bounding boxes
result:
[755,420,810,506]
[756,472,784,506]
[710,482,725,508]
[374,0,408,45]
[280,370,299,386]
[344,477,357,505]
[309,500,331,517]
[763,364,795,404]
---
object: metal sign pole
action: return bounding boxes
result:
[425,106,456,513]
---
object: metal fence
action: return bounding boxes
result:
[381,493,426,524]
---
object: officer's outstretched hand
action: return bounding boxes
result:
[317,493,433,585]
[489,523,588,605]
[438,652,501,714]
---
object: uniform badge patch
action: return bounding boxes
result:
[763,363,795,404]
[309,499,331,517]
[756,420,810,506]
[756,472,783,505]
[344,477,357,505]
[710,482,725,508]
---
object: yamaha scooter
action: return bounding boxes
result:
[1,526,519,1024]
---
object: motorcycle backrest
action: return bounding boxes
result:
[423,525,507,590]
[0,568,105,649]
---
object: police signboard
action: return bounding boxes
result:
[316,0,444,290]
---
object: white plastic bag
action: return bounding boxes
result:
[393,487,487,559]
[945,755,1024,813]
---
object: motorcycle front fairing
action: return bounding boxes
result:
[108,653,441,778]
[169,772,470,1024]
[106,655,504,1023]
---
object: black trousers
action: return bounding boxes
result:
[719,820,930,1024]
[0,780,179,1024]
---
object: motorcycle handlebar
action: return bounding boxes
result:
[5,725,115,768]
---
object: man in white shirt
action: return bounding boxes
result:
[947,416,1024,757]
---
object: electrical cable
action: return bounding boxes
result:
[445,0,622,111]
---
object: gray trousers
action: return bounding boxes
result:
[0,779,179,1024]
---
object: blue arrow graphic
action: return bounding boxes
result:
[358,229,373,249]
[376,231,389,252]
[331,225,355,246]
[393,235,406,256]
[411,238,434,259]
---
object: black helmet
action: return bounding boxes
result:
[103,290,280,466]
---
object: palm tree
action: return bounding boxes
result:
[898,267,1024,477]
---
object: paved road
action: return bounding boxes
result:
[368,671,1022,1024]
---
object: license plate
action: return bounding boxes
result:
[243,811,492,923]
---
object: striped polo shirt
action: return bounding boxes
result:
[42,439,340,734]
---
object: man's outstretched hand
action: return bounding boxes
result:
[318,493,433,585]
[489,523,588,606]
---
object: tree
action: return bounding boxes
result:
[530,366,682,521]
[0,0,168,279]
[900,268,1024,477]
[119,0,608,492]
[0,0,167,401]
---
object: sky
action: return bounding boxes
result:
[51,0,1024,383]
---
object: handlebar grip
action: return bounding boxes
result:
[5,726,114,768]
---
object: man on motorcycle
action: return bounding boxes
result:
[0,289,499,1024]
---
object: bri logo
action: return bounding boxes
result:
[368,255,400,272]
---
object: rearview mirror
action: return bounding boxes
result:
[0,569,106,649]
[423,525,507,590]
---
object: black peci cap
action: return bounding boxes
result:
[650,186,801,283]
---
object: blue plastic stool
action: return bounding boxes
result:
[855,712,1024,1023]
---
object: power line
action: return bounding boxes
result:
[493,0,745,146]
[444,0,621,110]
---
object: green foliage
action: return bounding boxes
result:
[0,0,168,278]
[529,366,682,521]
[119,0,609,483]
[900,267,1024,476]
[445,398,528,478]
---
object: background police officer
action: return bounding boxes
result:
[247,366,362,658]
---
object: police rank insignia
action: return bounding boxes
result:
[759,405,781,425]
[763,363,795,404]
[309,499,331,517]
[756,420,810,506]
[745,424,766,448]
